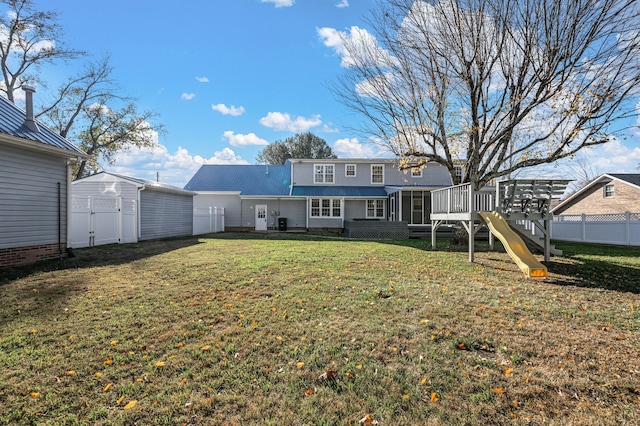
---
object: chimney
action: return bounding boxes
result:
[22,85,39,132]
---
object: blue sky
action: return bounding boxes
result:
[36,0,386,187]
[11,1,640,187]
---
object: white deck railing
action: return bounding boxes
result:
[431,183,494,215]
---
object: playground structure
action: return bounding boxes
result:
[430,180,571,277]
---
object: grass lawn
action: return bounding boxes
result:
[0,234,638,425]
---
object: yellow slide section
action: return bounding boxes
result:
[478,211,547,278]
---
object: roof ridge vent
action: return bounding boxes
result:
[22,85,40,132]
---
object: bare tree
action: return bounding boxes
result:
[72,102,162,179]
[0,0,83,102]
[331,0,640,189]
[36,55,164,179]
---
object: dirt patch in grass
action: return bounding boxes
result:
[0,234,638,425]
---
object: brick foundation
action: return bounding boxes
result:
[0,244,67,268]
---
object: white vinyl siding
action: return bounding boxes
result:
[314,164,334,184]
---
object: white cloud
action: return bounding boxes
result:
[318,26,394,68]
[181,93,196,100]
[333,137,377,158]
[195,76,209,83]
[211,103,245,116]
[259,111,322,132]
[336,0,349,7]
[261,0,294,7]
[108,145,248,187]
[223,130,269,147]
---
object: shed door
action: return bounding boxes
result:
[92,197,120,246]
[255,204,268,231]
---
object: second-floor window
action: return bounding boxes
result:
[371,164,384,184]
[346,164,356,177]
[314,164,334,183]
[411,167,423,178]
[604,184,615,198]
[453,164,464,184]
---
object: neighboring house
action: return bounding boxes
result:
[184,159,454,232]
[552,173,640,215]
[0,87,87,267]
[70,172,196,248]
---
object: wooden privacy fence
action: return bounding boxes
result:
[551,212,640,246]
[193,207,225,235]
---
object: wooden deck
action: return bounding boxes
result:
[429,180,570,262]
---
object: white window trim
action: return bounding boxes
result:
[604,184,615,198]
[411,168,423,178]
[366,199,386,219]
[314,164,335,184]
[309,198,342,218]
[345,164,356,177]
[371,164,384,184]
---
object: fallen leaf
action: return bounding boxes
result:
[67,370,75,375]
[430,392,439,402]
[359,414,378,425]
[318,369,337,381]
[117,395,125,405]
[95,372,103,377]
[155,361,165,367]
[201,345,211,351]
[492,388,506,394]
[296,361,305,369]
[30,392,40,398]
[420,377,428,386]
[104,359,113,365]
[123,400,137,410]
[305,389,315,396]
[505,368,513,375]
[103,383,112,392]
[175,342,185,348]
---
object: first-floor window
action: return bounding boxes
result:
[367,199,385,218]
[310,198,342,217]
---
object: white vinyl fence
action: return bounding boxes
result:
[551,212,640,246]
[193,207,225,235]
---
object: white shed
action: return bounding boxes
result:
[71,172,195,248]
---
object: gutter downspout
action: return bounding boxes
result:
[65,159,75,257]
[58,181,62,256]
[138,184,145,240]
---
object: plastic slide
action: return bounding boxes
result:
[478,211,547,278]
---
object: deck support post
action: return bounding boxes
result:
[544,219,551,263]
[431,220,444,250]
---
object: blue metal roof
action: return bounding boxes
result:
[184,163,292,196]
[0,95,86,156]
[291,186,388,197]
